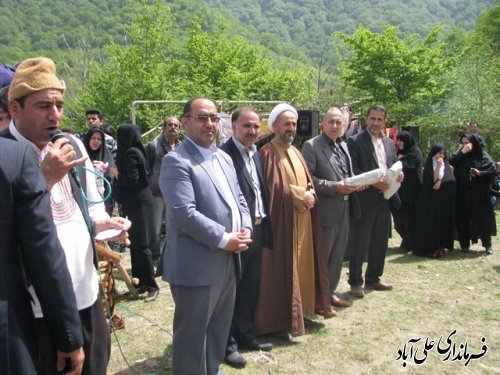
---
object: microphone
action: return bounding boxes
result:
[49,129,82,189]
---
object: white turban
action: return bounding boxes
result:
[267,103,298,133]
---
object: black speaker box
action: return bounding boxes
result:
[297,110,320,137]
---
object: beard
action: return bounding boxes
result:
[277,132,295,144]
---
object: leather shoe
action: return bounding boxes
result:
[331,295,352,308]
[144,289,159,302]
[364,281,393,291]
[303,317,324,330]
[239,338,273,352]
[350,286,364,298]
[135,286,146,294]
[272,331,293,343]
[224,351,247,368]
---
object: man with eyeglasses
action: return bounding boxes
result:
[159,97,252,375]
[146,116,181,262]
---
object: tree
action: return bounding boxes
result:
[417,7,500,160]
[80,0,178,129]
[79,1,315,131]
[336,26,454,125]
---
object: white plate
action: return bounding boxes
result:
[95,228,123,241]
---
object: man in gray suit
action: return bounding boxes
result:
[346,105,403,298]
[302,107,359,309]
[159,97,253,375]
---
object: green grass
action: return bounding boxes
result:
[108,213,500,375]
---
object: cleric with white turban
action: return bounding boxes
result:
[267,103,298,133]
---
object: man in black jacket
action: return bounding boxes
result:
[220,108,273,368]
[0,137,84,374]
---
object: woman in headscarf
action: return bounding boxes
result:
[413,145,456,258]
[83,128,116,214]
[449,133,496,254]
[116,124,160,301]
[393,131,423,252]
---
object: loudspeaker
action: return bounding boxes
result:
[401,126,420,145]
[297,110,320,137]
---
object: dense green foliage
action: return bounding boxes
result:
[0,0,497,158]
[1,0,491,65]
[77,0,313,130]
[336,26,454,125]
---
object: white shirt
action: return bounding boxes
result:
[187,137,241,248]
[9,121,109,316]
[231,136,266,220]
[371,133,388,173]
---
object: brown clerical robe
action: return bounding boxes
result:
[254,139,333,337]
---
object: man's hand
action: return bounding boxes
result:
[396,171,404,183]
[373,179,390,192]
[336,180,358,195]
[224,227,252,253]
[94,216,131,246]
[56,347,84,375]
[41,138,87,190]
[301,190,316,212]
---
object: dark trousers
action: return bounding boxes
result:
[226,223,263,354]
[37,298,110,375]
[130,245,159,291]
[348,193,390,286]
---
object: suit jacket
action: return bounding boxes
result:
[220,138,272,248]
[159,138,252,286]
[302,133,360,227]
[0,138,82,374]
[347,130,399,208]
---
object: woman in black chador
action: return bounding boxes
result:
[414,145,456,258]
[116,124,160,301]
[449,133,496,255]
[393,131,422,252]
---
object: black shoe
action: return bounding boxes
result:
[224,351,247,368]
[303,317,324,330]
[144,289,159,302]
[136,286,147,294]
[271,331,293,343]
[239,338,273,352]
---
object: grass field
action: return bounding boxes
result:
[108,213,499,375]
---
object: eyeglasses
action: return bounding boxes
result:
[185,114,220,124]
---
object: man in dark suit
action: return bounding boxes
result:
[220,108,273,368]
[159,97,253,375]
[302,107,359,309]
[347,105,403,298]
[0,137,84,374]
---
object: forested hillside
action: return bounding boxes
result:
[205,0,492,62]
[1,0,497,158]
[0,0,491,64]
